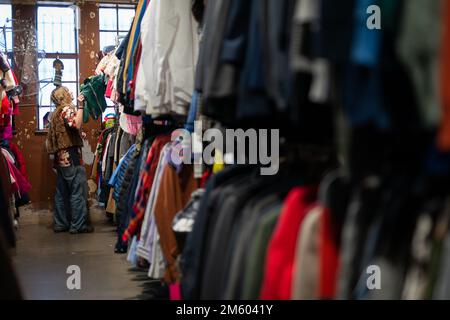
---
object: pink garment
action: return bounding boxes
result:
[12,162,31,194]
[105,80,113,98]
[3,148,31,195]
[120,113,142,136]
[169,284,182,300]
[6,160,31,195]
[0,122,13,140]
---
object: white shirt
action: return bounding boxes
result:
[137,0,200,116]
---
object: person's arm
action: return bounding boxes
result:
[73,94,85,130]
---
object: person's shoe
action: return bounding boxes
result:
[70,225,95,234]
[114,240,128,254]
[54,227,69,233]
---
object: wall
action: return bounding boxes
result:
[77,2,103,197]
[11,2,103,209]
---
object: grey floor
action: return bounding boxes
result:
[11,205,156,300]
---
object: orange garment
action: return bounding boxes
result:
[153,163,198,283]
[438,1,450,151]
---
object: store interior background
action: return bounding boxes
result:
[2,0,135,211]
[1,0,158,300]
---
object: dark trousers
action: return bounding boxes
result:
[54,165,88,232]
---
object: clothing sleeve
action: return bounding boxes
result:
[142,0,179,114]
[220,0,252,63]
[60,106,77,128]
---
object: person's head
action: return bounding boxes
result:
[51,86,74,107]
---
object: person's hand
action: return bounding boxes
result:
[77,94,85,103]
[81,131,87,140]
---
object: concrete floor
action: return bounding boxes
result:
[11,204,160,300]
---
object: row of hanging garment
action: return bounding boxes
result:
[90,115,137,207]
[176,0,450,300]
[0,46,27,301]
[88,43,141,208]
[87,0,199,212]
[0,144,23,300]
[0,141,27,301]
[98,2,213,291]
[79,0,204,264]
[0,51,30,231]
[95,0,450,300]
[0,139,31,246]
[178,162,450,300]
[110,115,200,267]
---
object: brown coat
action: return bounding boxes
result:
[153,163,198,283]
[46,107,83,154]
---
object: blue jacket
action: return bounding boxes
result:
[109,144,136,201]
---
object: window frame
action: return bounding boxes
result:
[36,3,79,132]
[0,3,14,67]
[99,3,135,116]
[98,3,135,48]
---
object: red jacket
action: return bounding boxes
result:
[260,187,317,300]
[9,142,28,179]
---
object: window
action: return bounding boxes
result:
[99,4,135,117]
[99,4,135,50]
[37,5,78,131]
[0,4,13,64]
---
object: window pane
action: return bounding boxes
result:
[0,4,12,28]
[118,32,128,40]
[38,83,55,107]
[5,29,12,52]
[118,9,135,31]
[38,82,77,107]
[38,106,53,130]
[64,83,78,102]
[38,6,76,53]
[99,8,117,31]
[0,5,12,52]
[0,29,12,52]
[38,58,77,82]
[100,31,117,51]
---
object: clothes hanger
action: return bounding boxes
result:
[318,170,344,207]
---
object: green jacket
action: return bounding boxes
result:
[80,74,108,123]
